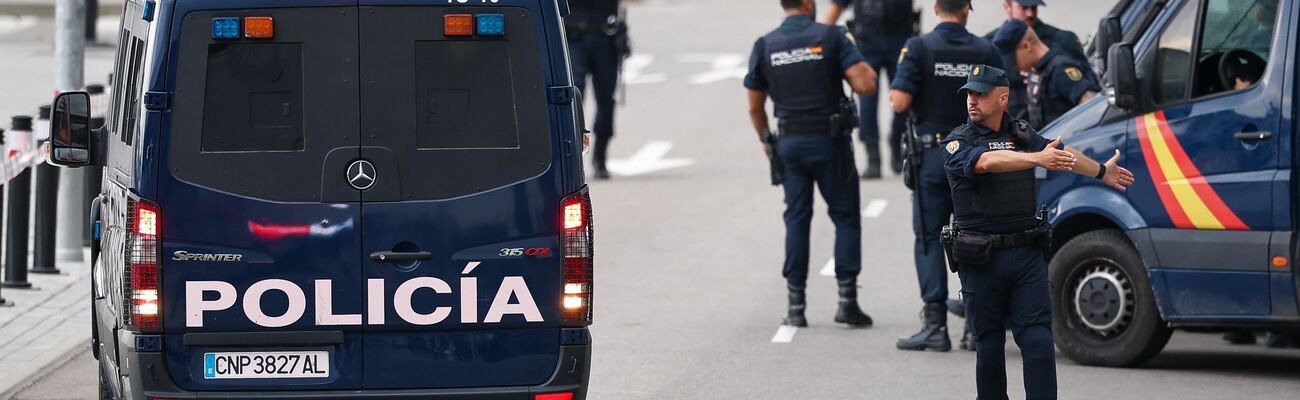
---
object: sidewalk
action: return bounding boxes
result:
[0,250,91,400]
[0,0,124,17]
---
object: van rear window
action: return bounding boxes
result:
[415,41,520,150]
[202,43,305,152]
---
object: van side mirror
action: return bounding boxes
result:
[1093,16,1122,72]
[48,91,98,167]
[1106,43,1139,110]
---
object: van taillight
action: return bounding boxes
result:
[561,190,593,326]
[124,199,161,331]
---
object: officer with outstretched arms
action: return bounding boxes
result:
[942,65,1134,399]
[984,0,1087,121]
[566,0,632,179]
[994,19,1099,131]
[889,0,1000,353]
[824,0,919,178]
[745,0,879,328]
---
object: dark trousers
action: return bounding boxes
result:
[855,34,908,152]
[569,29,620,169]
[959,245,1058,400]
[912,146,953,304]
[778,136,861,286]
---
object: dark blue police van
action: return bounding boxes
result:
[1037,0,1296,367]
[46,0,594,398]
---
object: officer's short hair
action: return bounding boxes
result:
[780,0,804,9]
[937,0,970,15]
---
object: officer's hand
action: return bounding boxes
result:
[1036,137,1075,172]
[1102,149,1135,191]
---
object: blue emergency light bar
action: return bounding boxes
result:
[212,17,240,40]
[475,14,505,36]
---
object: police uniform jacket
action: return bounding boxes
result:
[943,114,1052,234]
[985,21,1086,119]
[744,15,863,119]
[893,22,1002,138]
[1028,45,1100,130]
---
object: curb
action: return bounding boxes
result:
[0,339,88,400]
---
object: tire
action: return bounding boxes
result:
[1050,229,1172,367]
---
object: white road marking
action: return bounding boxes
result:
[819,257,835,277]
[678,53,747,85]
[0,16,38,36]
[605,141,695,176]
[862,199,889,218]
[621,54,668,85]
[771,325,799,343]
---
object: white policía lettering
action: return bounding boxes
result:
[461,277,478,323]
[368,279,385,325]
[244,279,307,328]
[186,281,237,328]
[394,277,453,325]
[934,63,974,78]
[484,277,543,323]
[314,280,361,326]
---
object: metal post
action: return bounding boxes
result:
[0,128,6,301]
[32,106,60,275]
[84,84,106,247]
[0,118,32,289]
[86,0,99,43]
[54,0,87,263]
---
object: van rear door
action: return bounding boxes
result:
[356,2,565,389]
[161,6,366,391]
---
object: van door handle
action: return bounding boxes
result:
[370,251,432,262]
[1234,131,1272,141]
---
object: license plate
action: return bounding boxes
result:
[202,351,329,379]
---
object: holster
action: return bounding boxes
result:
[765,130,784,186]
[944,221,1054,271]
[941,224,959,273]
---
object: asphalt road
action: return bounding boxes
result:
[12,1,1300,399]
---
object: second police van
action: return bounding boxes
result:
[47,0,595,398]
[1039,0,1297,366]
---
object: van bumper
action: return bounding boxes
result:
[118,333,591,400]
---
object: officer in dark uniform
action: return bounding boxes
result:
[993,19,1099,130]
[889,0,1000,353]
[745,0,878,328]
[824,0,919,178]
[566,0,630,180]
[984,0,1087,121]
[943,65,1133,399]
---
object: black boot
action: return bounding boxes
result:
[784,284,807,327]
[862,142,882,180]
[946,298,966,319]
[833,279,873,327]
[897,303,952,352]
[592,140,611,180]
[958,329,976,351]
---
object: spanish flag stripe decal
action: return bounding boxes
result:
[1136,113,1195,228]
[1135,112,1249,230]
[1151,111,1249,230]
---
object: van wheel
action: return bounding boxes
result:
[1050,229,1172,367]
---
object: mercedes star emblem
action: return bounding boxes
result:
[347,160,376,190]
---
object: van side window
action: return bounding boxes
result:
[1191,0,1276,97]
[1152,0,1197,105]
[119,37,146,144]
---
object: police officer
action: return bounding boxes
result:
[993,19,1099,130]
[890,0,1000,352]
[985,0,1087,121]
[943,65,1134,399]
[824,0,918,178]
[745,0,878,327]
[566,0,631,180]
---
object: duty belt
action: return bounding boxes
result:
[778,115,845,138]
[564,15,621,36]
[966,223,1052,249]
[917,132,946,149]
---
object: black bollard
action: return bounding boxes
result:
[87,0,100,43]
[84,84,106,247]
[0,127,5,300]
[32,106,60,275]
[0,120,29,290]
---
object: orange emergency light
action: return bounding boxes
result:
[444,14,474,37]
[244,17,274,39]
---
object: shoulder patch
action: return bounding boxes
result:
[946,140,960,154]
[1065,66,1083,82]
[898,47,908,65]
[1017,120,1031,131]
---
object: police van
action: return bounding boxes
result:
[46,0,594,398]
[1036,0,1296,366]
